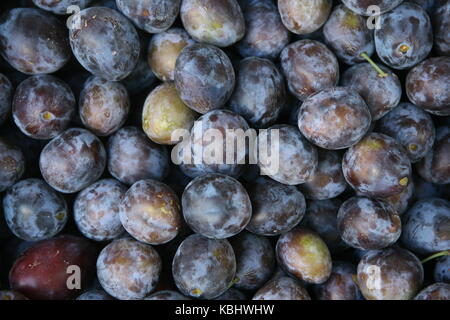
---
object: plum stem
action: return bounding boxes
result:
[360,52,388,78]
[421,250,449,264]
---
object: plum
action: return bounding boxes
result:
[0,137,25,192]
[341,0,404,15]
[253,276,310,300]
[315,262,363,300]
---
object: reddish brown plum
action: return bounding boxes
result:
[302,199,347,252]
[3,179,68,241]
[315,262,363,300]
[341,63,402,120]
[120,179,181,245]
[253,276,311,300]
[276,228,332,284]
[378,103,435,163]
[406,57,450,116]
[147,28,195,82]
[0,8,71,74]
[323,5,374,65]
[32,0,93,14]
[180,0,245,47]
[342,133,412,198]
[246,177,306,236]
[432,1,450,55]
[278,0,331,35]
[174,44,235,114]
[280,40,339,101]
[416,127,450,184]
[172,234,236,299]
[13,75,75,140]
[79,76,130,137]
[77,290,114,300]
[39,128,106,194]
[145,290,190,300]
[9,235,97,300]
[177,110,250,179]
[74,179,127,242]
[257,125,318,185]
[374,3,433,70]
[0,291,28,300]
[298,87,371,150]
[337,196,401,250]
[229,57,286,128]
[97,238,162,300]
[298,150,347,200]
[357,247,424,300]
[0,73,12,125]
[229,231,275,291]
[341,0,404,15]
[237,0,290,59]
[0,137,25,192]
[415,283,450,300]
[401,198,450,254]
[182,173,251,239]
[116,0,181,33]
[107,126,169,185]
[69,7,140,81]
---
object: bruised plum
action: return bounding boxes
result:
[182,173,251,239]
[237,0,290,59]
[246,177,306,236]
[302,199,347,252]
[315,262,363,300]
[97,238,162,300]
[280,40,339,101]
[229,231,275,291]
[0,8,71,74]
[357,247,424,300]
[433,1,450,55]
[39,128,106,194]
[257,125,318,185]
[278,0,331,35]
[3,179,68,241]
[172,234,236,299]
[0,73,12,125]
[79,77,130,137]
[74,179,127,242]
[120,179,181,245]
[116,0,180,33]
[298,150,347,200]
[406,57,450,116]
[342,133,412,198]
[401,198,450,254]
[13,75,75,140]
[32,0,93,14]
[69,7,140,81]
[374,3,433,70]
[378,102,435,163]
[337,197,401,250]
[181,0,245,47]
[415,283,450,300]
[147,28,195,82]
[341,63,402,120]
[176,110,250,179]
[416,127,450,185]
[229,57,286,128]
[174,43,235,114]
[0,138,25,192]
[298,87,371,150]
[276,228,332,284]
[145,290,189,300]
[253,276,310,300]
[323,5,374,65]
[341,0,404,15]
[9,235,97,300]
[142,83,197,145]
[107,126,169,185]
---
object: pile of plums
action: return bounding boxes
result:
[0,0,449,301]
